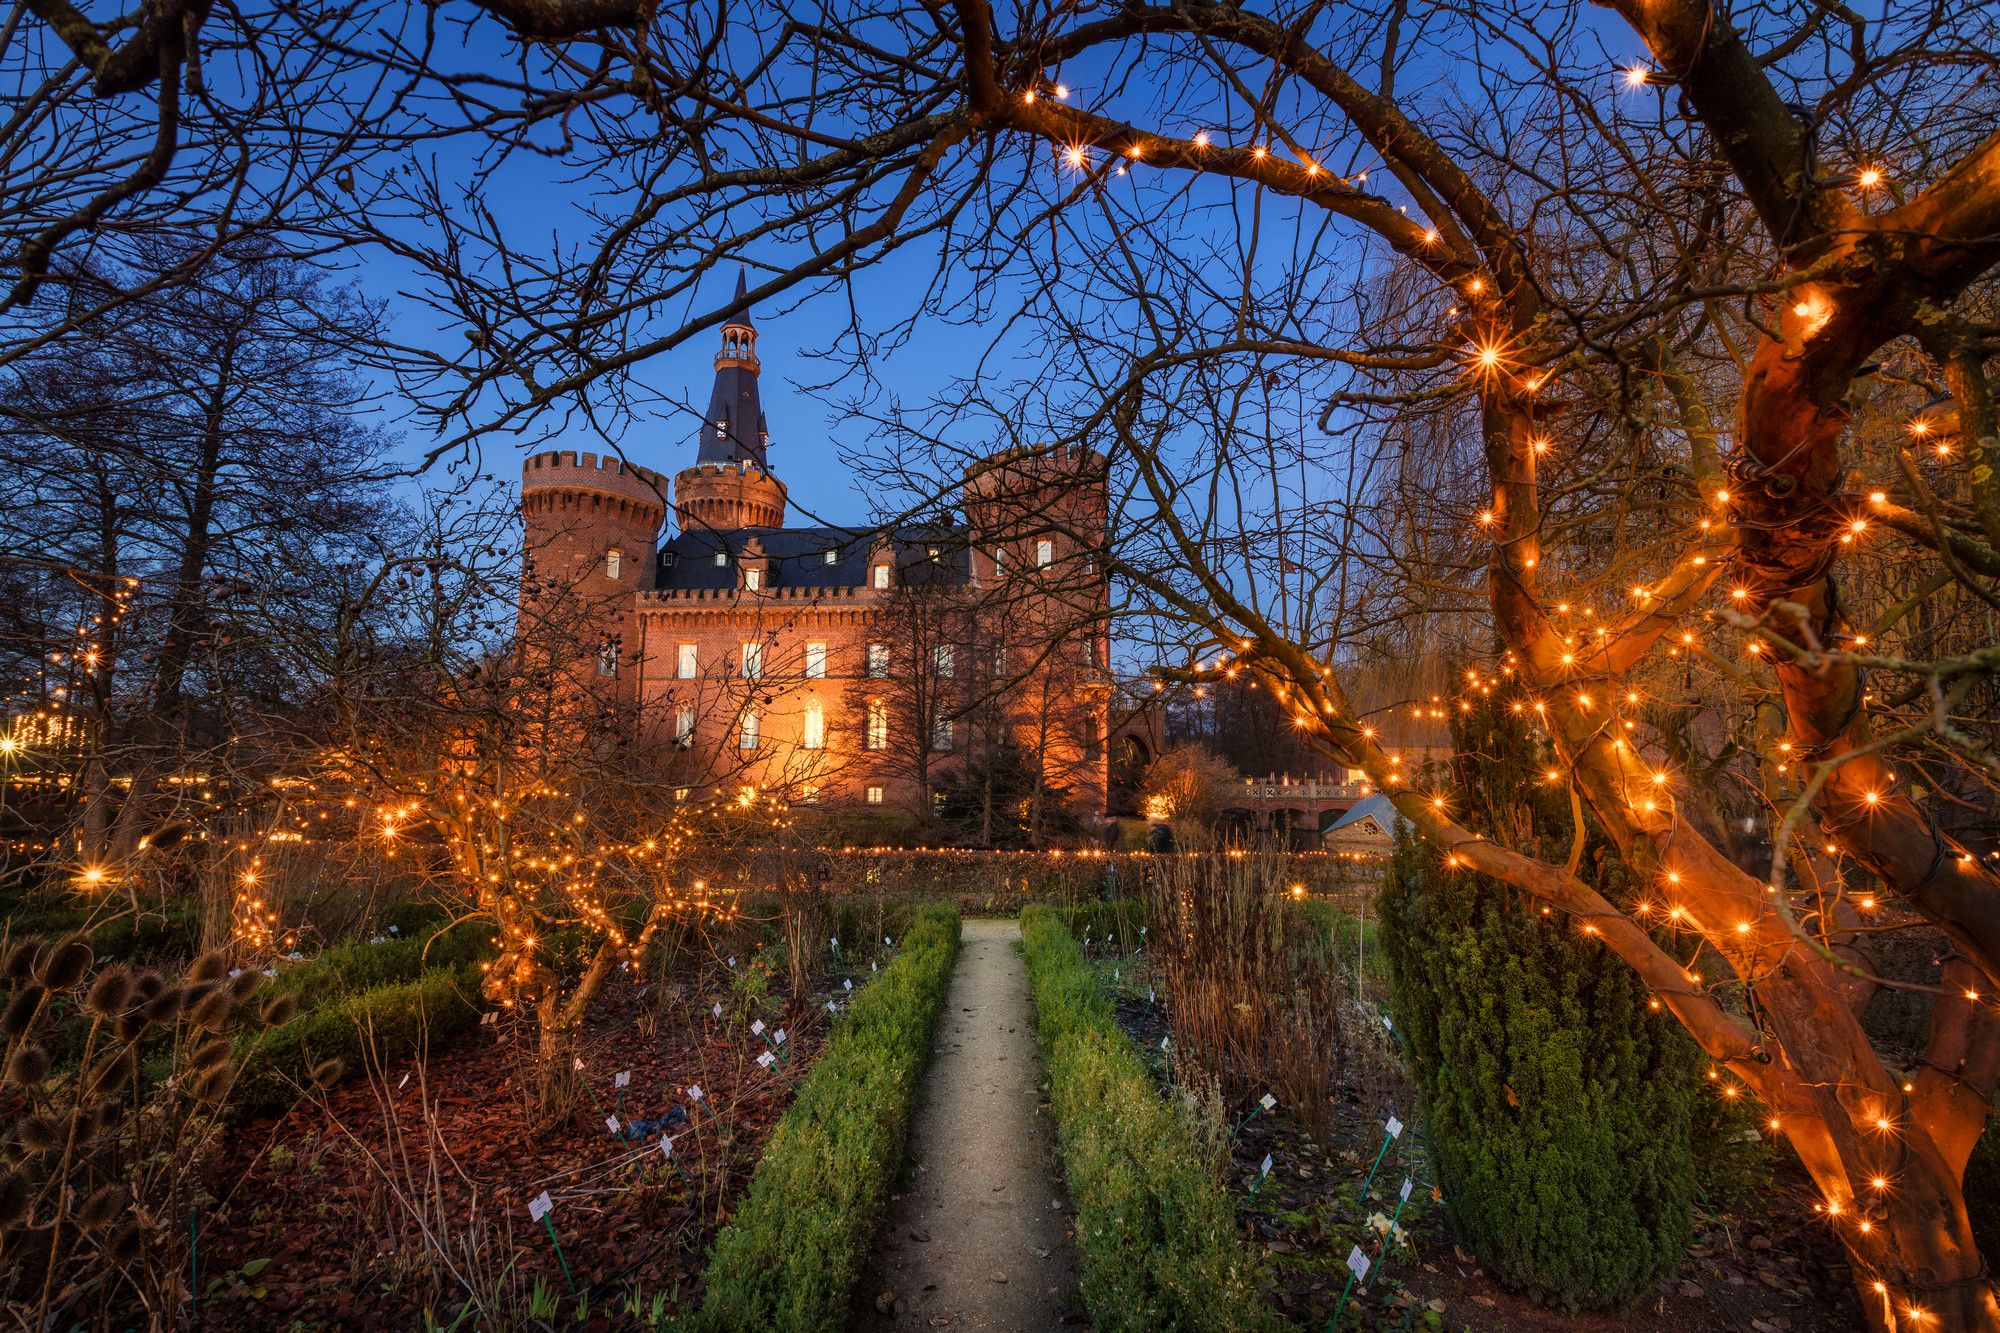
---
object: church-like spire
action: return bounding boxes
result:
[698,269,769,468]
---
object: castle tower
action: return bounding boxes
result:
[962,443,1114,815]
[519,450,668,698]
[673,271,788,532]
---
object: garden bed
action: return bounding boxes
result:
[195,924,918,1330]
[1060,901,1869,1332]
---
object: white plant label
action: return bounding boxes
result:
[750,1019,765,1036]
[727,956,736,968]
[1260,1094,1277,1111]
[660,1135,675,1158]
[1346,1246,1371,1281]
[1383,1014,1395,1031]
[884,936,892,947]
[398,1073,410,1090]
[827,1000,838,1013]
[712,1002,722,1018]
[687,1084,704,1102]
[1258,1153,1273,1178]
[773,1029,786,1046]
[830,936,839,948]
[605,1115,621,1134]
[1161,1036,1171,1051]
[615,1070,631,1089]
[572,1057,584,1072]
[756,1051,775,1069]
[871,962,878,973]
[844,979,853,992]
[528,1191,553,1223]
[1386,1115,1404,1139]
[1400,1178,1415,1202]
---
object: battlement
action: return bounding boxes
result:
[640,584,867,606]
[961,442,1108,499]
[522,450,670,512]
[678,459,774,481]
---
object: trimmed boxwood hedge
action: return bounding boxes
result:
[684,903,961,1332]
[1020,905,1277,1332]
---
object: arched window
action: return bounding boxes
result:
[605,548,622,579]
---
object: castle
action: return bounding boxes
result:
[517,275,1112,829]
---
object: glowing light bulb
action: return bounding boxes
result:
[1856,167,1882,188]
[1193,131,1210,148]
[1064,145,1086,168]
[1624,64,1649,87]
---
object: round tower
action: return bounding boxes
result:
[673,271,788,531]
[519,450,667,691]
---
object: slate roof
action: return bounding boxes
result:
[697,271,770,467]
[1325,793,1411,838]
[655,525,972,592]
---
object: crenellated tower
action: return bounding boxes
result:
[674,271,788,532]
[519,449,668,698]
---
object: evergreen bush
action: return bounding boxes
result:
[1378,687,1700,1310]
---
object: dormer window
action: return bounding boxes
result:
[714,550,729,567]
[926,546,940,560]
[872,564,890,589]
[605,548,622,580]
[824,550,838,565]
[744,568,762,591]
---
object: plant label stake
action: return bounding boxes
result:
[711,1001,722,1020]
[686,1084,707,1121]
[528,1192,577,1296]
[614,1069,631,1118]
[660,1134,692,1189]
[843,979,853,993]
[772,1028,789,1064]
[1143,987,1155,1018]
[830,935,843,965]
[1329,1245,1371,1330]
[1380,1177,1415,1257]
[1250,1153,1274,1196]
[1358,1115,1403,1202]
[1232,1093,1277,1139]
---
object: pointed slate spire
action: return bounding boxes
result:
[697,269,769,467]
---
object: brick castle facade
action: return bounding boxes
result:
[517,275,1112,827]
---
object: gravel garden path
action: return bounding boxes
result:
[855,917,1083,1330]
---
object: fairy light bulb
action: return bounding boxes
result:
[1623,64,1649,87]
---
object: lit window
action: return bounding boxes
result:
[867,643,890,678]
[744,568,762,591]
[714,550,728,567]
[934,644,954,678]
[1036,539,1054,567]
[740,712,760,749]
[993,644,1007,673]
[931,713,953,751]
[715,419,726,439]
[803,699,825,750]
[824,550,838,565]
[805,642,827,678]
[676,644,698,679]
[597,640,618,677]
[800,785,821,805]
[866,700,888,750]
[866,786,884,805]
[605,548,622,579]
[675,705,695,746]
[872,563,890,589]
[741,642,763,678]
[994,549,1006,574]
[927,545,940,560]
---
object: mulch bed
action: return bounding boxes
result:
[1094,949,1867,1332]
[196,970,850,1330]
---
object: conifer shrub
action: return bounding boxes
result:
[1378,688,1700,1311]
[1020,905,1277,1332]
[684,903,960,1332]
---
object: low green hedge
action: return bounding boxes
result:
[268,919,491,1011]
[231,964,485,1121]
[684,903,961,1331]
[1020,905,1277,1332]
